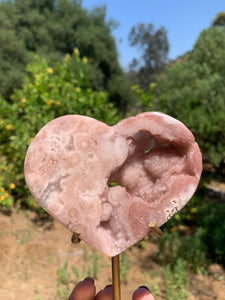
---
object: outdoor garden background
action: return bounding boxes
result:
[0,1,225,299]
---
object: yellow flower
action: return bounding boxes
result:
[3,166,8,171]
[5,124,12,130]
[48,67,54,74]
[0,187,5,193]
[9,183,16,190]
[190,207,197,214]
[21,98,26,103]
[82,57,88,64]
[131,84,139,90]
[64,54,71,61]
[75,87,81,93]
[45,99,53,106]
[174,214,180,221]
[74,48,80,56]
[149,82,156,90]
[186,214,192,221]
[170,227,176,233]
[1,195,6,201]
[55,101,61,106]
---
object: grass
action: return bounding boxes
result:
[56,246,103,299]
[143,256,189,299]
[120,251,130,284]
[33,296,44,300]
[163,258,189,300]
[142,250,190,299]
[158,229,208,274]
[11,228,32,244]
[19,229,31,244]
[5,184,221,299]
[56,261,70,299]
[72,246,103,282]
[144,270,161,297]
[55,227,209,299]
[92,250,102,279]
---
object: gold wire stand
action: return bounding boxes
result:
[112,254,121,300]
[71,223,163,300]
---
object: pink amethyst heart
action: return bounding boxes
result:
[24,112,202,256]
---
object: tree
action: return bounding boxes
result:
[149,26,225,170]
[0,0,133,111]
[128,23,169,89]
[0,51,120,210]
[0,3,29,98]
[212,11,225,27]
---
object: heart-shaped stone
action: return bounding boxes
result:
[24,112,202,256]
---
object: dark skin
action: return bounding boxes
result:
[68,277,155,300]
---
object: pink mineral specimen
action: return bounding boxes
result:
[24,112,202,256]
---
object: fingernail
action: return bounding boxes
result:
[104,284,112,289]
[82,277,95,284]
[138,286,150,291]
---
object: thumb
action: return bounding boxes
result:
[132,286,155,300]
[68,277,96,300]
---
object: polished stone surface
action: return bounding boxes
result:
[24,112,202,256]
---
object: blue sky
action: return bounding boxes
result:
[82,0,225,69]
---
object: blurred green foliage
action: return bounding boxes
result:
[0,50,119,210]
[196,202,225,266]
[212,11,225,27]
[158,199,225,270]
[0,0,134,111]
[128,23,169,90]
[163,258,189,300]
[158,229,208,274]
[149,26,225,169]
[131,83,155,110]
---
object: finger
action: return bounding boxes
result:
[132,286,155,300]
[95,285,113,300]
[68,277,96,300]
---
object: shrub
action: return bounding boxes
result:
[163,258,189,300]
[158,229,208,274]
[154,27,225,170]
[196,202,225,266]
[0,50,120,210]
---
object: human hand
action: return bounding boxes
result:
[68,277,155,300]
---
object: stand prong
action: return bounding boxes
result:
[149,222,163,237]
[71,229,81,244]
[112,254,121,300]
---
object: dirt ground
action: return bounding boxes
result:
[1,209,225,300]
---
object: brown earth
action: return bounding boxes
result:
[0,209,225,300]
